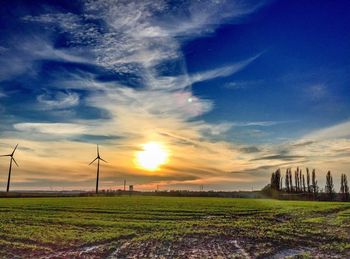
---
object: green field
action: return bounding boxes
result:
[0,196,349,258]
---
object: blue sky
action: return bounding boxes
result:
[0,0,350,191]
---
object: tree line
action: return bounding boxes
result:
[269,168,349,201]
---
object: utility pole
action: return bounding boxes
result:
[124,179,126,191]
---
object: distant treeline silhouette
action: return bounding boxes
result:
[265,167,349,201]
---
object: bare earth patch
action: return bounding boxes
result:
[5,232,348,258]
[110,236,251,258]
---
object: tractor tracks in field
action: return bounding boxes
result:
[108,235,252,259]
[37,233,347,259]
[34,206,350,259]
[39,234,135,259]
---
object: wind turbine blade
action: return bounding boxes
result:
[89,157,98,165]
[0,154,11,157]
[12,157,19,167]
[12,144,19,155]
[97,144,100,156]
[100,158,108,163]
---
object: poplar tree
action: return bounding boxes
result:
[306,168,311,193]
[280,176,283,190]
[340,174,349,201]
[285,169,290,192]
[312,169,318,197]
[325,171,335,200]
[270,169,281,191]
[295,168,299,192]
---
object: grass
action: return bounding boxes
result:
[0,196,349,257]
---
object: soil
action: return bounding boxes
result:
[38,235,343,258]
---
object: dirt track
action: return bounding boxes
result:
[111,237,250,258]
[37,235,342,259]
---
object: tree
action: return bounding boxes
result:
[289,169,293,192]
[285,169,290,192]
[340,174,349,201]
[325,171,335,200]
[275,169,281,191]
[271,169,281,191]
[302,174,306,193]
[280,176,283,190]
[312,169,318,197]
[295,168,299,192]
[306,168,311,193]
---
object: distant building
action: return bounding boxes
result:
[129,185,133,191]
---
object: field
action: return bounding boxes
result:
[0,196,349,258]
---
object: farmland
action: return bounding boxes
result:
[0,196,349,258]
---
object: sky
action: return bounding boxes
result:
[0,0,350,191]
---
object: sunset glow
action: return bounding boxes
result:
[0,0,349,192]
[1,1,349,257]
[136,142,169,171]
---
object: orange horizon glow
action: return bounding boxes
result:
[135,142,169,171]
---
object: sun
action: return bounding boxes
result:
[136,142,169,171]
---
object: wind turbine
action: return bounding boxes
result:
[0,144,19,192]
[89,145,107,194]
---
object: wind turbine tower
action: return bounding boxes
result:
[89,145,107,194]
[0,144,19,192]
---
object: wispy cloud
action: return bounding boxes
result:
[306,83,328,101]
[302,120,350,141]
[2,1,349,191]
[232,120,294,127]
[0,90,6,98]
[0,37,90,81]
[146,55,259,90]
[37,91,80,109]
[14,123,89,135]
[23,1,261,79]
[0,46,7,53]
[190,55,261,85]
[224,79,264,90]
[0,0,271,190]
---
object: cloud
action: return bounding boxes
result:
[37,91,80,109]
[252,154,305,161]
[0,0,274,191]
[0,46,7,53]
[0,37,90,81]
[14,123,89,135]
[224,79,264,90]
[302,120,350,141]
[0,90,6,98]
[232,120,293,127]
[292,141,315,147]
[198,122,234,136]
[240,146,261,153]
[235,120,350,184]
[146,55,259,90]
[191,55,260,84]
[306,84,328,101]
[23,0,261,79]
